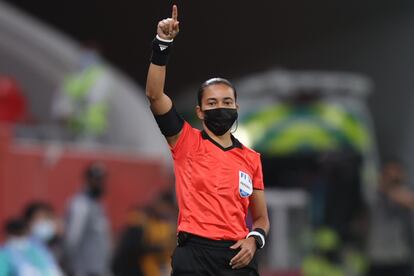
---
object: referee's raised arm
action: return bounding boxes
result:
[146,5,182,147]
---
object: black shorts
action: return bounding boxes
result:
[171,233,260,276]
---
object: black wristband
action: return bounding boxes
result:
[247,228,266,249]
[150,35,173,66]
[253,228,266,239]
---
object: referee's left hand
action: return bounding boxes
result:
[229,237,257,269]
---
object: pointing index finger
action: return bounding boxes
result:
[172,5,178,21]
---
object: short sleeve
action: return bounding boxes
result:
[253,153,265,190]
[170,121,199,160]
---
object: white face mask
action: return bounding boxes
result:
[32,220,56,242]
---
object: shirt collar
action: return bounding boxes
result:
[201,130,243,151]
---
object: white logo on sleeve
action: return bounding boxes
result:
[239,171,253,198]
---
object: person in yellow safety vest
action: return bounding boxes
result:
[302,227,367,276]
[52,48,112,140]
[302,227,344,276]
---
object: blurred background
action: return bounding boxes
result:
[0,0,413,275]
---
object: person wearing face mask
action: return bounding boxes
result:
[23,202,59,246]
[22,201,64,273]
[63,162,111,276]
[146,5,270,276]
[0,218,63,276]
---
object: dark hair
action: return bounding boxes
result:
[197,78,237,107]
[23,201,53,223]
[4,218,27,236]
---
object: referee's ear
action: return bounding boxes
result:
[196,105,204,120]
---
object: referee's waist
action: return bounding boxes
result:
[178,232,236,248]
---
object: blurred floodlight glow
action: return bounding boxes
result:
[235,125,253,148]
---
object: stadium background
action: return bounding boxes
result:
[1,0,414,275]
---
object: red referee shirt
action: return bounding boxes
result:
[171,122,265,241]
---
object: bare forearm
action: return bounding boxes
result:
[146,63,166,101]
[250,190,270,234]
[252,215,270,234]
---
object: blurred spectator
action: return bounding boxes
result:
[112,195,176,276]
[0,76,27,124]
[302,226,366,276]
[64,162,111,276]
[112,208,147,276]
[302,227,344,276]
[23,201,64,266]
[366,160,414,276]
[0,218,63,276]
[140,195,176,276]
[51,46,112,142]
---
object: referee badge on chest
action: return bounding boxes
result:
[239,171,253,198]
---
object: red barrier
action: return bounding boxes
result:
[0,124,171,241]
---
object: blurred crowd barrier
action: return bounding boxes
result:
[0,124,169,242]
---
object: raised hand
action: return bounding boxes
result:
[157,5,180,40]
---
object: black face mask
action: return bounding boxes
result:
[87,184,105,199]
[203,108,238,136]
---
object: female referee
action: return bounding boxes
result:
[146,5,270,276]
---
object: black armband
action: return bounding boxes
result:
[150,35,174,66]
[246,228,266,249]
[154,105,184,137]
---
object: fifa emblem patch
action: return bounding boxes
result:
[239,171,253,198]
